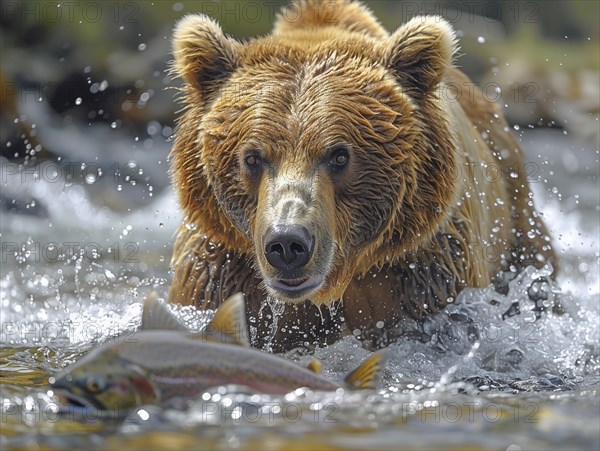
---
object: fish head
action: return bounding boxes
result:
[51,346,160,412]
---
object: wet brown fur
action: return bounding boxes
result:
[168,0,556,351]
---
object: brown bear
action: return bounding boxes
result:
[167,0,556,351]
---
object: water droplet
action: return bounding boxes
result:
[477,36,486,44]
[75,97,82,105]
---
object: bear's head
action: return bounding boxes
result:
[171,1,458,305]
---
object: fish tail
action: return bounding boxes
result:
[344,349,389,390]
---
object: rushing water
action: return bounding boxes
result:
[0,129,598,450]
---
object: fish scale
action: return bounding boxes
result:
[115,332,340,395]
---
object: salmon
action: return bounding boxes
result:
[51,293,388,412]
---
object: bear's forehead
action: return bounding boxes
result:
[205,36,415,158]
[226,60,388,104]
[239,33,384,75]
[209,77,412,161]
[225,47,400,108]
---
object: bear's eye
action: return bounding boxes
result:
[241,150,265,179]
[328,145,350,171]
[333,152,348,165]
[245,154,258,167]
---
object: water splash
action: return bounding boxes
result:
[262,295,286,352]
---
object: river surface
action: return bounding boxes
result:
[0,129,598,450]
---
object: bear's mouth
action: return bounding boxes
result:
[280,277,308,287]
[267,275,324,300]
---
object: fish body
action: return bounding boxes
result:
[52,294,387,411]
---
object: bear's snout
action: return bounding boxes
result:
[264,224,314,272]
[256,176,336,303]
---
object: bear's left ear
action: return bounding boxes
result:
[172,14,242,99]
[382,16,456,96]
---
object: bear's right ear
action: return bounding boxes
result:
[172,14,241,98]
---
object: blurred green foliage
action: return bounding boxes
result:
[3,1,597,60]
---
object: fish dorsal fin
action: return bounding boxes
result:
[344,349,389,390]
[205,293,249,347]
[307,359,321,374]
[141,292,187,331]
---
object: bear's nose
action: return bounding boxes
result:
[264,224,314,271]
